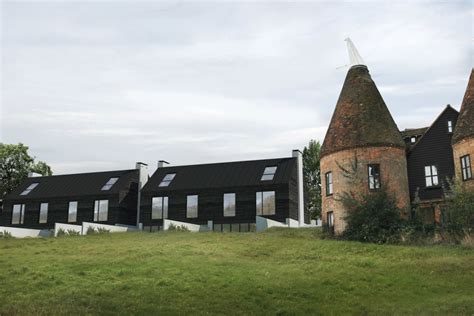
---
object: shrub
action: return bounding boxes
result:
[87,227,110,235]
[96,227,110,234]
[341,188,404,244]
[442,181,474,241]
[168,223,190,232]
[56,228,66,237]
[66,229,81,236]
[0,230,13,239]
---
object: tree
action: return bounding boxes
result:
[302,140,321,219]
[0,143,52,199]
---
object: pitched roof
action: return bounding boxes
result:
[142,157,296,192]
[400,127,429,139]
[4,169,138,200]
[452,68,474,144]
[321,65,405,157]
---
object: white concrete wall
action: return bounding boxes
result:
[0,226,51,238]
[163,219,201,232]
[256,216,287,232]
[54,223,83,236]
[82,222,134,234]
[286,218,300,228]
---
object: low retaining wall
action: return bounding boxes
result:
[256,216,288,232]
[54,223,83,236]
[82,222,136,234]
[163,219,203,232]
[0,226,51,238]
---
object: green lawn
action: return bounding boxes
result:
[0,228,473,315]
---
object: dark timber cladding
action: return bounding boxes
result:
[405,106,459,202]
[452,69,474,145]
[140,157,308,229]
[321,65,405,157]
[0,169,139,229]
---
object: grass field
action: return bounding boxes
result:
[0,228,473,315]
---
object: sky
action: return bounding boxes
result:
[0,0,472,175]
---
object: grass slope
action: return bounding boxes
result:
[0,228,473,315]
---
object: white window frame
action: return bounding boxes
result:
[461,155,472,181]
[152,196,169,220]
[325,172,333,196]
[448,120,453,133]
[424,165,439,187]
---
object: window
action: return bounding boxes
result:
[410,137,416,144]
[261,166,277,181]
[101,177,119,191]
[68,201,78,222]
[424,165,439,187]
[368,164,381,190]
[20,183,39,196]
[325,172,333,196]
[159,173,176,187]
[152,197,168,219]
[327,211,334,227]
[223,193,236,217]
[448,120,453,133]
[12,204,25,224]
[94,200,109,222]
[461,155,472,181]
[186,195,198,218]
[39,203,48,224]
[256,191,276,216]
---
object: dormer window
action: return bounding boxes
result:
[410,137,416,144]
[101,177,119,191]
[159,173,176,187]
[448,120,453,133]
[261,166,277,181]
[20,183,39,196]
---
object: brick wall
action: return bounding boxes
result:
[453,137,474,190]
[321,146,410,235]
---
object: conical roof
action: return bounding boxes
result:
[321,65,405,157]
[452,68,474,145]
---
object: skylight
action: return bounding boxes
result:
[20,183,39,196]
[261,166,277,181]
[101,177,119,191]
[159,173,176,187]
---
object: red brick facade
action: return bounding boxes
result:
[453,137,474,190]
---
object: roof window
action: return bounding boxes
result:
[159,173,176,187]
[20,183,39,196]
[101,177,119,191]
[261,166,277,181]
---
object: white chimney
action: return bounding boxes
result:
[292,149,305,227]
[157,160,169,168]
[135,162,149,229]
[28,172,42,177]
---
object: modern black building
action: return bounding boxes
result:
[140,151,308,232]
[0,166,145,230]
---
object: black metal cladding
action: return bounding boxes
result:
[0,169,139,229]
[141,157,308,226]
[406,106,459,202]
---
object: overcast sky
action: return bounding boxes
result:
[0,0,472,175]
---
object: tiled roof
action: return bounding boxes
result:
[453,68,474,144]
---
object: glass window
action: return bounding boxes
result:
[424,165,439,187]
[261,166,277,181]
[461,155,472,181]
[368,164,381,190]
[39,203,48,224]
[12,204,25,224]
[448,120,453,133]
[68,201,78,222]
[94,200,108,222]
[159,173,176,187]
[152,197,169,219]
[327,211,334,227]
[223,193,236,217]
[256,191,276,216]
[101,177,119,191]
[325,172,333,196]
[186,195,198,218]
[20,183,39,196]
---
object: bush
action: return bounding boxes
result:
[56,228,66,237]
[168,223,190,232]
[66,229,81,236]
[0,230,13,239]
[442,181,474,242]
[86,227,111,235]
[341,189,404,244]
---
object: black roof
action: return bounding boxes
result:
[142,157,297,192]
[4,169,138,200]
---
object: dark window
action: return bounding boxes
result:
[152,197,168,219]
[223,193,236,217]
[101,177,119,191]
[20,183,39,196]
[94,200,109,222]
[448,120,453,133]
[256,191,276,215]
[12,204,25,224]
[261,166,277,181]
[424,165,439,187]
[159,173,176,187]
[39,203,48,224]
[68,201,78,222]
[461,155,472,181]
[325,172,333,196]
[186,195,198,218]
[327,211,334,227]
[368,164,381,190]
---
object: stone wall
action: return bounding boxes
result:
[321,146,410,235]
[453,137,474,190]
